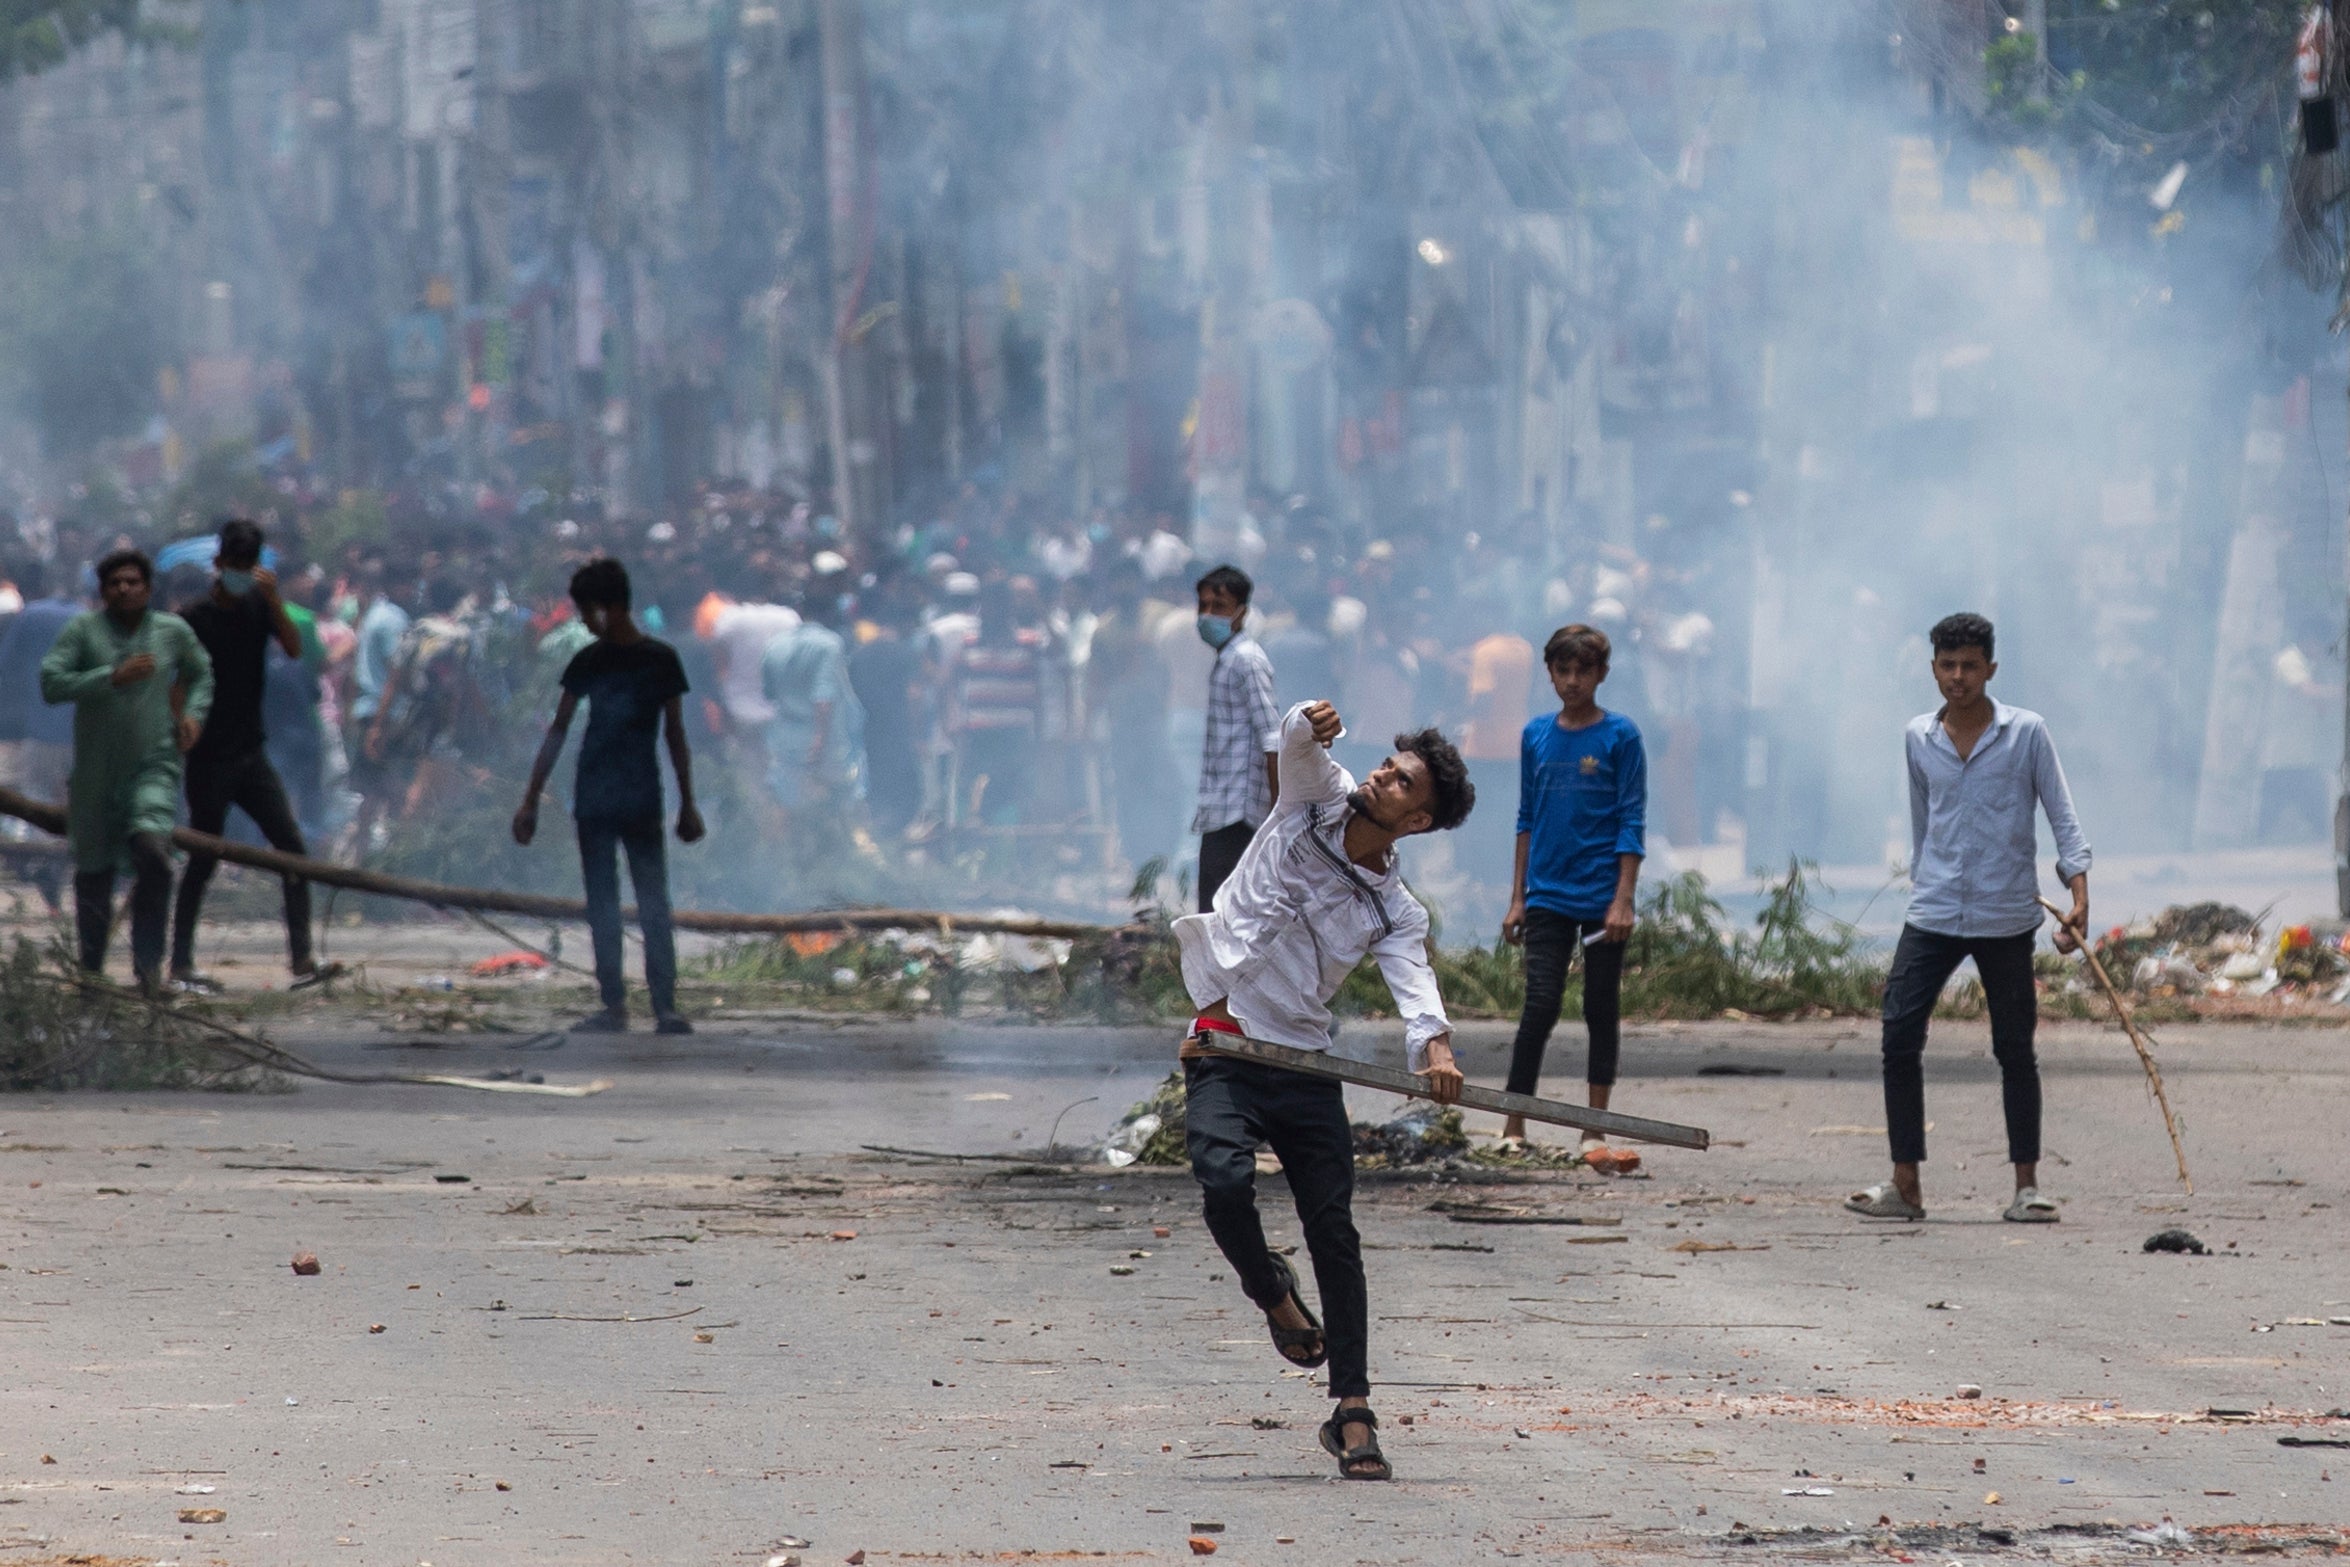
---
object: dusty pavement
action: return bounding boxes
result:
[1,1014,2346,1565]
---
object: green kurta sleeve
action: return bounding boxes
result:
[49,609,202,874]
[39,615,115,707]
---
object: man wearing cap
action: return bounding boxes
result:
[760,578,862,820]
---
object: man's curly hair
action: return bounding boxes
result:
[1396,727,1474,832]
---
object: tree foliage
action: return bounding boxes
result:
[1989,0,2304,164]
[0,231,178,459]
[0,0,141,81]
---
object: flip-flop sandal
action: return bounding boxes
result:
[1319,1405,1392,1481]
[1263,1253,1326,1370]
[289,961,349,992]
[1845,1183,1925,1220]
[2002,1187,2059,1223]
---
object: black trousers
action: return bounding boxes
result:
[76,831,174,981]
[1879,924,2041,1166]
[1505,908,1625,1094]
[1197,822,1255,912]
[1184,1056,1369,1400]
[172,746,313,974]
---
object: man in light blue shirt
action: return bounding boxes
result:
[348,564,414,847]
[1849,612,2089,1227]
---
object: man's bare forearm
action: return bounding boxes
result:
[664,710,696,807]
[521,723,567,804]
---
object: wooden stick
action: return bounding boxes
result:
[2037,896,2192,1194]
[1190,1031,1711,1149]
[0,786,1109,940]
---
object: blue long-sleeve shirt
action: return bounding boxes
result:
[1904,700,2091,939]
[1516,710,1646,920]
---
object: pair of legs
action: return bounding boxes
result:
[75,832,174,985]
[171,746,315,981]
[1876,924,2042,1208]
[960,728,1033,827]
[1196,822,1255,912]
[1500,909,1624,1141]
[1185,1030,1381,1476]
[576,817,682,1029]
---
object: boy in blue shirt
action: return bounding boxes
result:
[1499,624,1646,1149]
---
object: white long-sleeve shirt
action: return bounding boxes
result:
[1904,700,2092,939]
[1173,702,1451,1070]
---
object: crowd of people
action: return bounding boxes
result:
[0,483,1725,931]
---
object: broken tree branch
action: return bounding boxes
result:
[0,785,1111,940]
[42,970,611,1098]
[2037,895,2192,1194]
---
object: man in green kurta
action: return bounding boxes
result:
[40,548,214,987]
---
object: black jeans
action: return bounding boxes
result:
[1197,822,1255,912]
[173,746,313,974]
[578,818,677,1016]
[76,831,174,981]
[1184,1056,1369,1400]
[1880,924,2041,1166]
[1506,908,1625,1094]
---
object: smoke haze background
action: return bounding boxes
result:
[0,1,2334,935]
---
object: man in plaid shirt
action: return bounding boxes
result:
[1192,564,1281,910]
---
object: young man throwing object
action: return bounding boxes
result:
[1848,613,2089,1225]
[1177,697,1474,1481]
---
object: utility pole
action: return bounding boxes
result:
[1190,0,1254,561]
[819,0,887,540]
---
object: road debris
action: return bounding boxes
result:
[1187,1538,1218,1556]
[290,1251,320,1275]
[1353,1103,1468,1167]
[2144,1228,2208,1254]
[470,950,550,977]
[1105,1072,1189,1165]
[178,1507,226,1523]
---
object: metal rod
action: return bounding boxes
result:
[1190,1032,1711,1150]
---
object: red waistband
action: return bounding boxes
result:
[1190,1015,1242,1037]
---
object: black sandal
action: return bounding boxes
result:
[1319,1405,1392,1481]
[1263,1253,1326,1370]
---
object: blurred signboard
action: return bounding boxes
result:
[389,311,450,401]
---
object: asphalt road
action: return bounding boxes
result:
[1,1014,2345,1564]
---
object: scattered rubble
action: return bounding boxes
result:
[1352,1103,1468,1168]
[2094,902,2350,1003]
[290,1251,320,1275]
[2144,1228,2208,1254]
[1105,1071,1188,1166]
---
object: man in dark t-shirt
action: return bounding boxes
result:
[170,519,323,989]
[513,558,704,1033]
